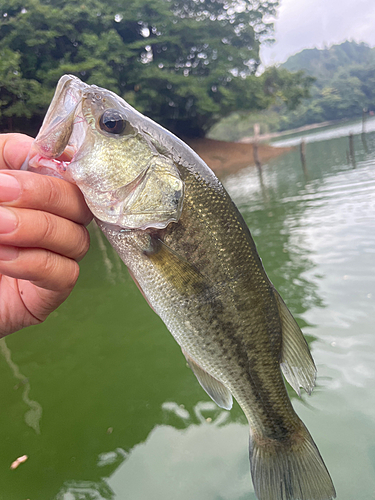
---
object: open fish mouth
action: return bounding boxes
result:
[25,145,76,180]
[22,74,89,180]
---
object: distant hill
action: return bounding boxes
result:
[209,41,375,140]
[282,41,375,86]
[275,41,375,130]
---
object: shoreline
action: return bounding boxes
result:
[186,137,293,176]
[239,119,347,144]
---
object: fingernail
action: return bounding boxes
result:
[0,174,21,202]
[0,244,19,261]
[0,207,17,233]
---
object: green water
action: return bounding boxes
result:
[1,128,375,499]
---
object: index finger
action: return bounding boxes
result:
[0,171,93,226]
[0,134,92,226]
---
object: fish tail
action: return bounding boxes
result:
[249,422,336,500]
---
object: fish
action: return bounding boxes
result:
[23,75,336,500]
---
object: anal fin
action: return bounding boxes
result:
[183,350,233,410]
[273,288,316,396]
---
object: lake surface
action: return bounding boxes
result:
[1,126,375,499]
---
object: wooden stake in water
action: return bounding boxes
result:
[349,133,356,168]
[361,108,368,153]
[253,123,262,172]
[300,140,308,178]
[362,107,368,134]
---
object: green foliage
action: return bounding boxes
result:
[261,66,315,110]
[208,66,315,141]
[213,41,375,139]
[277,41,375,131]
[0,0,288,137]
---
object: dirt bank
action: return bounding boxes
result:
[186,137,293,176]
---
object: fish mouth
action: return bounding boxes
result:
[24,145,77,180]
[22,74,89,181]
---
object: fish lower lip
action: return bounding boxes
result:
[26,146,76,179]
[30,154,70,170]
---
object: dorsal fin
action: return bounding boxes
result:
[183,350,233,410]
[273,288,316,395]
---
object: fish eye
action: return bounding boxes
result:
[99,109,127,135]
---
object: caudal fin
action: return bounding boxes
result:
[249,423,336,500]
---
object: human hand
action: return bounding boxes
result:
[0,133,92,337]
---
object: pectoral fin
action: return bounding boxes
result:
[274,288,316,396]
[146,237,210,297]
[183,350,233,410]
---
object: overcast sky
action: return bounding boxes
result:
[260,0,375,66]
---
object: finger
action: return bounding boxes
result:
[17,279,76,325]
[0,245,80,292]
[0,206,90,261]
[0,133,34,170]
[0,170,93,226]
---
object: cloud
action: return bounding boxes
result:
[261,0,375,65]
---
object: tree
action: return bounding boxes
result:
[261,67,315,110]
[0,0,311,137]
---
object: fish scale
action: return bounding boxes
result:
[24,74,335,500]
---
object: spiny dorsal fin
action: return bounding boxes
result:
[273,288,316,396]
[183,350,233,410]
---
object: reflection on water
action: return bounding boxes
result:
[56,479,114,500]
[0,338,42,434]
[225,130,375,498]
[57,402,251,500]
[224,160,324,320]
[2,126,375,499]
[92,223,125,285]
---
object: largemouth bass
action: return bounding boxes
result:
[23,75,335,500]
